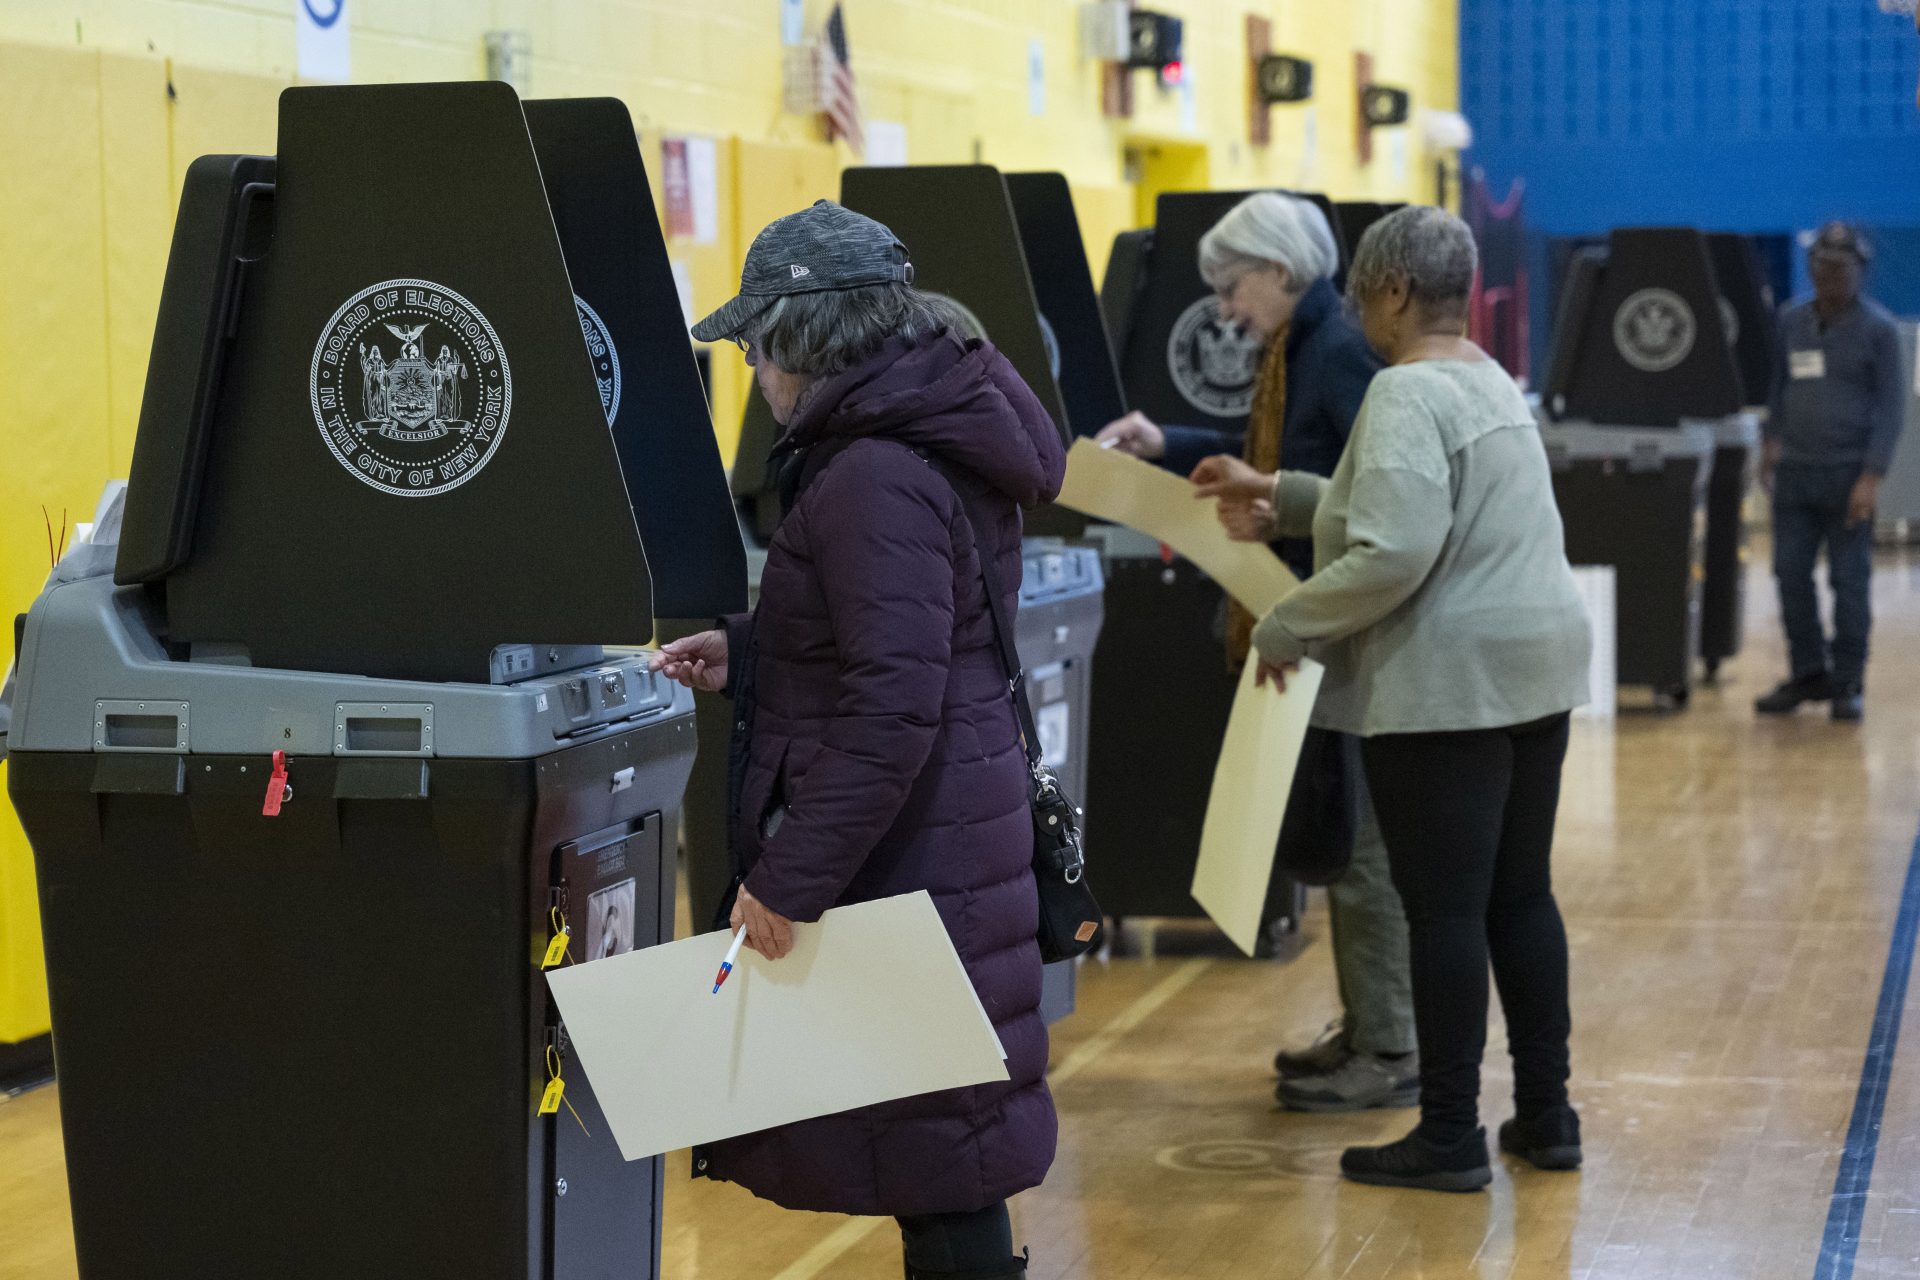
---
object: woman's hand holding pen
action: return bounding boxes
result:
[731,884,795,962]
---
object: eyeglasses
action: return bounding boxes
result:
[729,334,752,354]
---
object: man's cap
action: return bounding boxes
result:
[690,201,915,344]
[1805,220,1872,264]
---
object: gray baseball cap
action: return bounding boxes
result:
[690,200,915,344]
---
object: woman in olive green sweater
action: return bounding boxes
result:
[1196,206,1591,1193]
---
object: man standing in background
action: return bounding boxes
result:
[1755,222,1906,722]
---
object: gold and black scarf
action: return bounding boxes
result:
[1226,325,1290,670]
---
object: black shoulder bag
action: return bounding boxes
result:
[934,469,1106,964]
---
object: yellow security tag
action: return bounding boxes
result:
[542,930,570,970]
[539,1076,565,1115]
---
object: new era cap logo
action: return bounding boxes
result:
[790,264,811,278]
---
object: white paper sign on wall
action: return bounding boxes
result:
[781,0,805,46]
[1028,39,1047,116]
[1388,130,1410,186]
[685,137,719,245]
[867,121,909,167]
[295,0,350,83]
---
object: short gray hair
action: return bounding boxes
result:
[746,282,949,377]
[1345,206,1478,320]
[1198,193,1339,296]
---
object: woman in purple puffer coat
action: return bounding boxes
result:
[652,201,1065,1280]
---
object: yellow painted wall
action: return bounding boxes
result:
[0,0,1458,1048]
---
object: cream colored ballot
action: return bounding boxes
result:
[1191,657,1326,956]
[1055,438,1299,615]
[545,891,1009,1162]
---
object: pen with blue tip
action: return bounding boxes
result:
[712,926,747,994]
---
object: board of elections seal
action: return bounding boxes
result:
[310,278,511,497]
[1168,296,1262,417]
[575,294,621,424]
[1612,288,1696,373]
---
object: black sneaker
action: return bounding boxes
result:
[1755,671,1836,715]
[1831,685,1864,722]
[1498,1104,1583,1171]
[1340,1126,1492,1193]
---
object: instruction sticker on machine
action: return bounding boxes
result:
[588,879,637,960]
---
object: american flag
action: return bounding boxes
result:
[821,4,865,156]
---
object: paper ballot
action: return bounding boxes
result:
[1191,657,1326,956]
[1055,439,1300,615]
[545,892,1009,1162]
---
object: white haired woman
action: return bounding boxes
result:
[1200,205,1593,1191]
[1099,193,1416,1114]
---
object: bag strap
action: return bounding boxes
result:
[922,460,1047,774]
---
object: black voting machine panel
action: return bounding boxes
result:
[1542,226,1767,697]
[121,87,649,684]
[1550,227,1744,429]
[1704,231,1778,410]
[1004,171,1128,440]
[840,163,1084,538]
[841,165,1070,434]
[523,97,747,623]
[1333,201,1403,290]
[1100,228,1154,366]
[9,84,743,1280]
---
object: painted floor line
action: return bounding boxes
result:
[1814,819,1920,1280]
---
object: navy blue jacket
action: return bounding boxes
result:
[1767,295,1906,478]
[1158,277,1381,577]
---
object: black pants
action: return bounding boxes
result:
[897,1201,1013,1275]
[1360,713,1574,1143]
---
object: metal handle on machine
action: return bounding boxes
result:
[95,700,190,752]
[334,702,434,756]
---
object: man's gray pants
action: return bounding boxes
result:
[1326,766,1416,1057]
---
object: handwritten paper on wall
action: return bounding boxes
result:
[1056,439,1299,615]
[1192,657,1325,956]
[546,892,1008,1162]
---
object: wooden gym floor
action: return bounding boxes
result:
[4,547,1920,1279]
